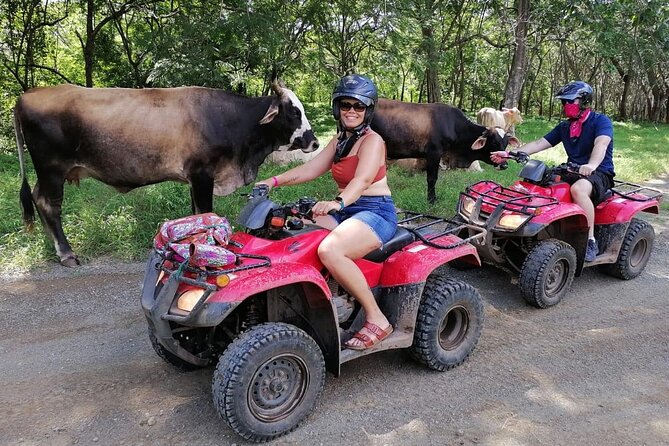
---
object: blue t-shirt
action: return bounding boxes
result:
[544,111,615,177]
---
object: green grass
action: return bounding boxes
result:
[1,115,668,273]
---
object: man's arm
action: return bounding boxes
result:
[519,137,553,155]
[580,135,610,176]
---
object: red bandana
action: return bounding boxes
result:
[568,108,591,139]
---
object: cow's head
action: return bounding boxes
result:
[470,127,520,167]
[259,83,319,153]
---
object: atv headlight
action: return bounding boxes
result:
[460,196,476,217]
[497,213,530,230]
[177,289,205,312]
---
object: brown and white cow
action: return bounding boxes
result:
[476,106,523,132]
[469,106,524,171]
[371,99,518,203]
[14,83,318,266]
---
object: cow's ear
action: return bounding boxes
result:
[471,135,487,150]
[507,135,521,147]
[259,103,279,124]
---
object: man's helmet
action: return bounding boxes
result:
[332,74,378,125]
[556,81,593,105]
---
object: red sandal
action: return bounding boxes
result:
[344,321,393,350]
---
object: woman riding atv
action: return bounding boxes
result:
[256,74,396,350]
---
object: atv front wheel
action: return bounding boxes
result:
[148,329,205,371]
[410,276,484,371]
[519,239,576,308]
[603,218,654,280]
[212,322,325,442]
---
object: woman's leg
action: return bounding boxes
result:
[317,218,391,348]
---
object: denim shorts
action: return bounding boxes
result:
[331,195,397,244]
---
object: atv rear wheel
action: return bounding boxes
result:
[519,239,576,308]
[148,329,205,371]
[603,218,654,280]
[212,322,325,443]
[410,276,484,371]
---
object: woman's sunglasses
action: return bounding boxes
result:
[560,98,576,105]
[339,101,367,112]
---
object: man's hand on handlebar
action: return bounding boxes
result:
[578,163,596,176]
[490,151,508,165]
[490,150,529,164]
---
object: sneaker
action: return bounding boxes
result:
[585,239,598,262]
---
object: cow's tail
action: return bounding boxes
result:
[14,107,35,228]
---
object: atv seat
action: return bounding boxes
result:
[363,227,416,263]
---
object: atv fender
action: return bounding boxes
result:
[595,198,660,225]
[207,262,330,303]
[209,262,341,373]
[522,202,587,234]
[379,241,480,287]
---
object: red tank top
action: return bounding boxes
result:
[331,155,387,189]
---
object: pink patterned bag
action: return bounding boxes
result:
[154,213,236,268]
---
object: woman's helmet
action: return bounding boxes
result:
[332,74,378,125]
[556,81,593,105]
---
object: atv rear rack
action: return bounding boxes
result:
[397,210,486,249]
[610,180,663,202]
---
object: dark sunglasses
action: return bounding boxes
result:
[560,98,576,105]
[339,101,367,112]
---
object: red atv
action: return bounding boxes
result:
[456,151,662,308]
[141,185,486,442]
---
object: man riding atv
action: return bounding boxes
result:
[491,81,615,262]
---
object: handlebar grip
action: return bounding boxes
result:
[327,209,337,216]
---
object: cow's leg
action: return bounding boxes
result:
[425,149,441,204]
[190,174,214,214]
[32,175,79,267]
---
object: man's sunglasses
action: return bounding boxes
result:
[339,102,367,112]
[560,98,576,105]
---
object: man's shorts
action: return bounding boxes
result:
[331,195,397,244]
[563,170,614,205]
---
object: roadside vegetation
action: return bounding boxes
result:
[1,107,668,273]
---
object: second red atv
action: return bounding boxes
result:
[455,151,662,308]
[141,185,487,442]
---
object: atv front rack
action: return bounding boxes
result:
[463,180,559,216]
[155,249,270,291]
[397,210,486,249]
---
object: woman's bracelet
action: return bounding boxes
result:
[271,176,279,187]
[335,196,345,210]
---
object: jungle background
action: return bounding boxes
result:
[1,0,669,269]
[2,0,669,134]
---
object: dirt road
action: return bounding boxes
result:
[2,208,668,445]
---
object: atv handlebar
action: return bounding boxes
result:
[505,151,581,173]
[505,151,530,164]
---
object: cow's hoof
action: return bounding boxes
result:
[60,256,80,267]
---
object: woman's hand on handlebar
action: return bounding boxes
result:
[311,200,340,216]
[255,178,275,191]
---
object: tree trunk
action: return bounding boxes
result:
[84,0,95,87]
[502,0,529,109]
[422,25,441,103]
